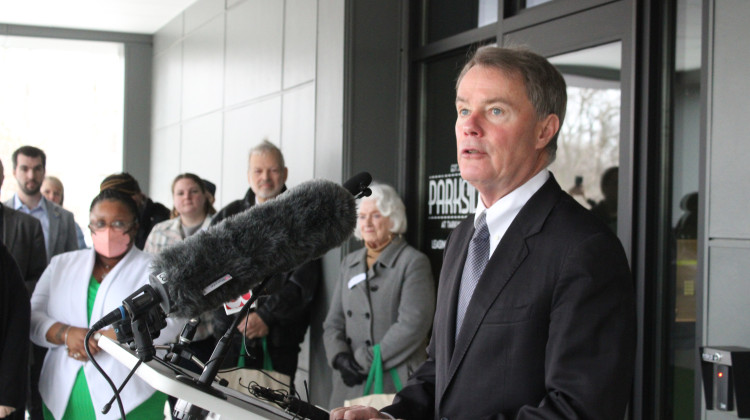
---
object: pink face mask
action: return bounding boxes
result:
[91,229,132,258]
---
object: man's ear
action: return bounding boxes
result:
[535,114,560,150]
[281,167,289,184]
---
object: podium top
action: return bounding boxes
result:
[98,336,296,419]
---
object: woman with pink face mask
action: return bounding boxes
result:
[29,189,180,420]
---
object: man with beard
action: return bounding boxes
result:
[210,140,321,386]
[6,146,79,263]
[4,146,78,420]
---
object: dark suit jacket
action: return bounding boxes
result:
[1,204,47,296]
[0,242,30,417]
[210,185,320,377]
[3,197,78,261]
[385,175,635,420]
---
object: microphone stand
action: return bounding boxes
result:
[175,276,273,398]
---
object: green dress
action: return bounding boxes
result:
[42,276,167,420]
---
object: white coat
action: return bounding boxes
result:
[30,247,180,420]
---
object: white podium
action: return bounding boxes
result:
[98,337,295,419]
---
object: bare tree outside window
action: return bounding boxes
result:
[550,85,621,206]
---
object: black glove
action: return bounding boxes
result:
[333,352,367,387]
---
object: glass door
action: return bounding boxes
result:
[548,43,622,234]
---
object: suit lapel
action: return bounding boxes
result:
[2,206,17,247]
[444,226,529,391]
[440,175,563,399]
[432,218,472,406]
[442,224,472,353]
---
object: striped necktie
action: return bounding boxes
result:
[455,211,490,339]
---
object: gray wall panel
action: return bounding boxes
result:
[282,84,316,184]
[181,15,225,119]
[703,1,750,418]
[284,0,317,89]
[705,243,750,420]
[181,112,224,189]
[706,244,750,346]
[224,0,284,106]
[154,15,183,56]
[347,0,404,188]
[221,97,282,208]
[185,0,225,34]
[150,125,182,206]
[311,0,345,405]
[152,46,183,128]
[708,0,750,239]
[123,42,154,193]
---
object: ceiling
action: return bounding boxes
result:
[0,0,198,34]
[0,0,701,70]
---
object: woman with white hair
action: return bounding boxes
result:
[323,183,435,408]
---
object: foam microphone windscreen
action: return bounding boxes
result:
[150,179,356,318]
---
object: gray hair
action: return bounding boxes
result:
[456,46,567,163]
[353,183,407,240]
[249,140,285,169]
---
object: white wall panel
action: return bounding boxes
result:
[153,15,183,56]
[150,125,182,206]
[224,0,283,106]
[281,84,316,186]
[185,0,225,34]
[152,45,182,128]
[283,0,317,89]
[180,112,224,202]
[221,97,282,207]
[182,15,225,119]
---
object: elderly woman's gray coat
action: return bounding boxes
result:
[323,236,436,408]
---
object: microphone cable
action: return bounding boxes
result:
[85,329,127,420]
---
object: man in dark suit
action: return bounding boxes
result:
[5,146,79,263]
[0,158,48,296]
[4,147,76,420]
[331,46,635,419]
[0,205,47,296]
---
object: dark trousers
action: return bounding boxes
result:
[27,344,46,420]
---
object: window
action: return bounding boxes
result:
[0,36,124,246]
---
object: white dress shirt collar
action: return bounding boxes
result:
[474,169,549,256]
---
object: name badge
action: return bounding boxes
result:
[348,273,367,289]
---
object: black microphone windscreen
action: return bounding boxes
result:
[343,172,372,196]
[151,179,356,318]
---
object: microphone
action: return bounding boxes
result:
[149,178,359,319]
[343,171,372,199]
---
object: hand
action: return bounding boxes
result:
[0,405,16,418]
[99,328,118,342]
[568,184,585,196]
[66,326,101,362]
[333,352,367,387]
[236,312,269,339]
[329,405,388,420]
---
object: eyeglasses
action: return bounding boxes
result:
[88,220,135,233]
